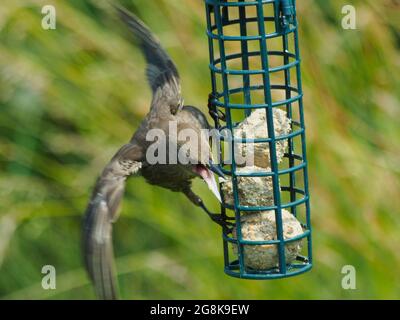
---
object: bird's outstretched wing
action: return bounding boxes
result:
[115,6,181,105]
[83,143,143,300]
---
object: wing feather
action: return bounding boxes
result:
[83,143,142,300]
[115,6,180,97]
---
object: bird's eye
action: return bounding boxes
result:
[169,99,183,115]
[169,104,179,114]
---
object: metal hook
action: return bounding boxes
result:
[208,93,226,123]
[280,0,295,28]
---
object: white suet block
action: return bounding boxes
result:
[234,108,291,168]
[221,166,274,208]
[232,209,303,270]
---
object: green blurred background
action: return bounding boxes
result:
[0,0,399,299]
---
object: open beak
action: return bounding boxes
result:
[208,159,225,179]
[193,164,223,203]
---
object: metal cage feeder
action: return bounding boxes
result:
[205,0,312,279]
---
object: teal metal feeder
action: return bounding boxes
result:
[205,0,312,279]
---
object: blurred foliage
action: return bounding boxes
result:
[0,0,399,299]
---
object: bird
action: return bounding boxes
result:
[82,6,233,300]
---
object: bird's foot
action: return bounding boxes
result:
[208,213,235,230]
[193,196,235,231]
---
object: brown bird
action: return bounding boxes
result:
[83,6,231,300]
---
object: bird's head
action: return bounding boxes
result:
[174,106,225,202]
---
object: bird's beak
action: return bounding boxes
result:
[194,164,223,203]
[208,160,225,179]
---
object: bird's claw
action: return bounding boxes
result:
[196,198,235,230]
[208,213,235,229]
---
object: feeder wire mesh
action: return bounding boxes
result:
[205,0,312,279]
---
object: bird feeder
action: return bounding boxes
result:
[205,0,312,279]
